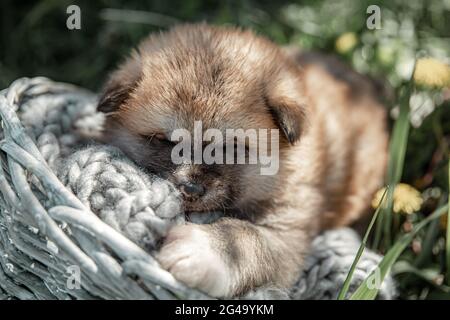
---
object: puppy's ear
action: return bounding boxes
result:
[265,69,308,145]
[97,54,142,113]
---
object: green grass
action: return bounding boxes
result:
[338,187,388,300]
[350,204,448,299]
[340,66,449,299]
[373,77,413,250]
[447,160,450,285]
[341,59,449,299]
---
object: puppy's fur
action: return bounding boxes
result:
[97,24,388,297]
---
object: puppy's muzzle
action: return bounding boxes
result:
[179,182,205,200]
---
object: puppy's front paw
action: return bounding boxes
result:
[156,224,234,297]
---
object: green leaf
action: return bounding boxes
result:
[373,83,412,249]
[393,261,450,293]
[446,158,450,285]
[337,187,388,300]
[350,204,448,300]
[373,84,413,249]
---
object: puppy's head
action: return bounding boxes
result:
[98,24,307,214]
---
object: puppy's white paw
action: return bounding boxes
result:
[156,224,233,297]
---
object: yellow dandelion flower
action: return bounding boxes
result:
[413,58,450,88]
[440,213,447,230]
[372,183,423,214]
[335,32,357,54]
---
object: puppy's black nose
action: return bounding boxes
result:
[179,182,205,198]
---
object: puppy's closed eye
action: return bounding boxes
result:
[140,133,175,146]
[139,133,166,140]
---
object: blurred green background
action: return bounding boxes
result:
[1,0,448,90]
[1,0,450,300]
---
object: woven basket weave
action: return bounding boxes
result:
[0,77,209,300]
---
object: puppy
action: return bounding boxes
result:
[97,24,388,297]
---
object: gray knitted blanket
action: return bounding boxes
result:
[0,77,396,299]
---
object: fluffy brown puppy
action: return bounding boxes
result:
[97,23,388,297]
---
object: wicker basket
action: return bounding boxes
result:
[0,77,398,301]
[0,77,209,300]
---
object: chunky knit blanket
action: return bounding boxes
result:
[0,77,396,300]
